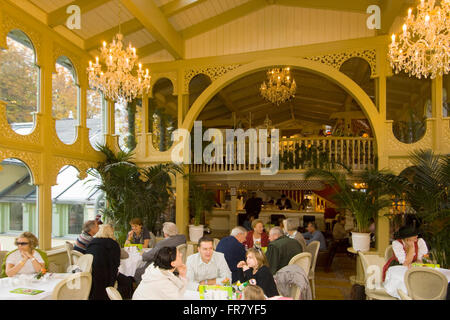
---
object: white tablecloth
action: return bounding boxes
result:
[383,266,450,299]
[118,248,150,277]
[0,273,72,300]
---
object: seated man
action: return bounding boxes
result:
[134,222,187,283]
[302,222,327,251]
[215,227,247,283]
[73,220,99,254]
[186,236,231,290]
[266,227,303,275]
[326,215,351,272]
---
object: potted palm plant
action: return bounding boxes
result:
[374,150,450,268]
[188,176,216,242]
[305,163,391,252]
[89,145,183,245]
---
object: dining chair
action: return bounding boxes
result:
[65,241,74,266]
[213,238,220,250]
[306,241,320,299]
[384,245,393,263]
[52,272,92,300]
[358,251,398,300]
[71,250,84,266]
[288,252,311,277]
[76,254,93,273]
[186,243,195,259]
[106,286,123,300]
[397,288,412,300]
[404,267,448,300]
[177,243,187,264]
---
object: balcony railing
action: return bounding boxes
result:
[190,136,376,174]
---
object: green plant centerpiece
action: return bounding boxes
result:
[89,145,183,245]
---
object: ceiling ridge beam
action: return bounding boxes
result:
[47,0,110,27]
[120,0,184,59]
[161,0,208,17]
[276,0,380,13]
[181,0,268,40]
[85,18,144,51]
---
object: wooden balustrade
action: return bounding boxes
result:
[190,136,375,173]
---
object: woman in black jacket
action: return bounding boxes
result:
[236,248,279,298]
[86,224,121,300]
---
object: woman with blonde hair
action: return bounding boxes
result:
[3,232,47,277]
[236,248,279,297]
[86,224,121,300]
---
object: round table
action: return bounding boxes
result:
[119,247,151,277]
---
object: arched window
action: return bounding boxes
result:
[387,70,431,144]
[51,166,101,247]
[339,58,375,104]
[0,30,39,135]
[52,56,79,144]
[0,158,38,251]
[150,78,177,151]
[87,89,105,150]
[189,74,211,108]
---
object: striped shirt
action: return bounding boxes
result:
[73,231,93,254]
[186,251,231,290]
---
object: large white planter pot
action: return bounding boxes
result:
[189,224,204,243]
[351,232,371,252]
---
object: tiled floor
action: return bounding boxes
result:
[314,253,356,300]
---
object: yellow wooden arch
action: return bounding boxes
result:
[181,57,383,146]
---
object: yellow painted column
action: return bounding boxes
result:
[38,35,53,250]
[432,76,443,152]
[375,46,390,255]
[175,70,191,236]
[175,168,190,236]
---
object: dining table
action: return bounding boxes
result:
[383,265,450,299]
[118,247,152,277]
[0,273,72,300]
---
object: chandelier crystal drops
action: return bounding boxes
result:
[87,33,151,103]
[388,0,450,79]
[260,67,296,105]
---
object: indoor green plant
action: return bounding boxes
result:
[188,175,216,242]
[89,144,183,245]
[305,162,391,251]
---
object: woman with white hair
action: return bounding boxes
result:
[86,224,121,300]
[284,218,307,252]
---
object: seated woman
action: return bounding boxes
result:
[132,246,187,300]
[125,218,151,248]
[4,232,46,277]
[236,248,279,298]
[382,225,428,281]
[243,219,269,250]
[86,224,121,300]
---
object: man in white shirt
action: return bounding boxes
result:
[186,236,231,291]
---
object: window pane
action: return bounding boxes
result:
[53,56,78,144]
[68,204,84,235]
[0,158,38,251]
[0,30,38,135]
[9,203,23,231]
[87,89,105,150]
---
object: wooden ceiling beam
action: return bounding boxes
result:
[120,0,184,59]
[85,18,144,51]
[161,0,208,17]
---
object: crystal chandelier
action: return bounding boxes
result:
[260,67,296,105]
[388,0,450,79]
[87,33,151,103]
